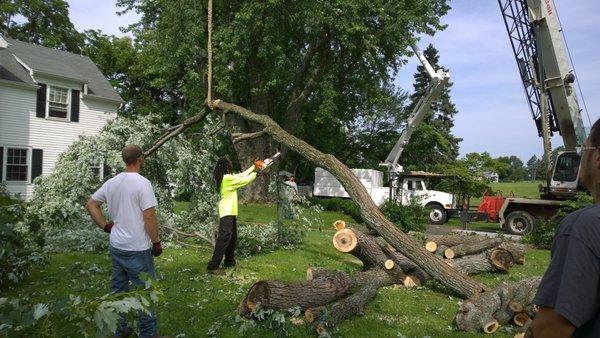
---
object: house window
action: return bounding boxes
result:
[5,148,28,181]
[48,86,70,119]
[90,161,104,180]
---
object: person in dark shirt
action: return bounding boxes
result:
[531,118,600,338]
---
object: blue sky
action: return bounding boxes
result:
[66,0,599,162]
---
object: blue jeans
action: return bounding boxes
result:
[109,245,158,337]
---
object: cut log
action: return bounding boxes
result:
[498,241,526,265]
[435,245,448,257]
[513,312,531,327]
[444,238,503,259]
[403,275,421,288]
[514,318,533,338]
[509,300,524,313]
[314,280,379,335]
[306,268,403,289]
[374,237,430,285]
[524,304,539,318]
[239,275,354,317]
[425,241,438,253]
[305,306,324,323]
[483,320,500,334]
[448,252,494,275]
[413,233,481,248]
[490,248,514,271]
[332,228,407,280]
[455,289,501,333]
[333,220,346,230]
[455,277,541,332]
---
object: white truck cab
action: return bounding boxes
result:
[313,168,456,225]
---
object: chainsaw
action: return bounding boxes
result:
[259,151,281,173]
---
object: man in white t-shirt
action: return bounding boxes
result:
[86,145,164,338]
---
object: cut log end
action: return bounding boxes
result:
[514,333,525,338]
[316,324,326,335]
[305,307,323,323]
[403,275,421,288]
[490,248,514,271]
[425,241,438,253]
[483,320,499,334]
[514,312,531,327]
[384,259,395,270]
[332,228,358,253]
[509,300,524,313]
[333,220,346,231]
[445,248,456,259]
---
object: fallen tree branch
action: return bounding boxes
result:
[210,98,486,298]
[231,129,267,143]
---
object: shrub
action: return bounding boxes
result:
[524,192,593,249]
[0,185,45,287]
[308,197,362,222]
[23,116,221,252]
[379,200,426,232]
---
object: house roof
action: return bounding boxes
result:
[0,36,123,103]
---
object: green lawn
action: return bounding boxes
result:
[4,203,550,337]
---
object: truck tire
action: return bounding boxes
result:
[505,211,536,235]
[427,204,447,225]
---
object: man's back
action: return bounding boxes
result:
[534,204,600,337]
[92,172,157,251]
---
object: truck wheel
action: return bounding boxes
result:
[505,211,535,235]
[427,204,447,225]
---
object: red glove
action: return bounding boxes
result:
[104,221,114,233]
[254,159,265,170]
[152,241,163,257]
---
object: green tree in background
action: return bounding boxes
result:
[400,44,462,171]
[112,0,451,200]
[0,0,84,53]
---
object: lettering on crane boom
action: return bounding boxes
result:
[544,0,553,16]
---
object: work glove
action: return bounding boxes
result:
[104,221,114,233]
[152,241,163,257]
[254,159,265,170]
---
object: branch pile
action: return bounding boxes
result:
[238,220,532,335]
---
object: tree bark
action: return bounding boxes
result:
[455,277,541,332]
[447,252,494,275]
[412,233,481,249]
[212,99,487,298]
[444,238,503,259]
[498,241,526,265]
[314,280,379,335]
[239,275,354,318]
[332,228,407,284]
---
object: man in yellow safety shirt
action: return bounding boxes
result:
[207,156,264,275]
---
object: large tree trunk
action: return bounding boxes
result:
[212,99,486,298]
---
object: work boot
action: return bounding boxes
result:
[207,268,226,275]
[223,259,236,268]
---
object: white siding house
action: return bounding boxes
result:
[0,35,123,199]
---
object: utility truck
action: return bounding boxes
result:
[465,0,591,235]
[314,44,457,225]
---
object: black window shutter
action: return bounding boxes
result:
[36,84,47,118]
[102,163,111,180]
[70,89,80,122]
[31,149,43,183]
[0,147,3,182]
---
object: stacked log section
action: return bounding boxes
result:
[455,277,541,333]
[332,228,407,280]
[444,238,503,259]
[239,275,354,318]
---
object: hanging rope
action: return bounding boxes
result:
[206,0,213,108]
